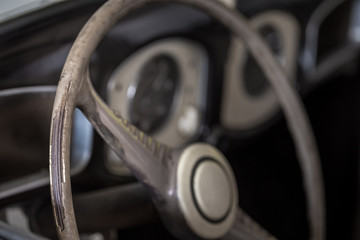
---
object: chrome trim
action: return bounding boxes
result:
[0,86,92,201]
[0,85,57,97]
[0,171,49,201]
[302,0,346,78]
[350,0,360,42]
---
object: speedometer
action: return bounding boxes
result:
[221,10,299,131]
[106,38,208,175]
[129,54,179,133]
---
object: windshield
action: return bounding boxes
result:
[0,0,64,23]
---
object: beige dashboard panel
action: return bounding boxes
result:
[221,10,299,130]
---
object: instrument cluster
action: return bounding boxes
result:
[103,9,300,175]
[106,38,208,174]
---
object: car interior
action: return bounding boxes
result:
[0,0,359,239]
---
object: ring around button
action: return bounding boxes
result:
[191,158,233,223]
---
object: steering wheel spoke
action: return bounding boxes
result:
[50,63,174,238]
[78,78,172,188]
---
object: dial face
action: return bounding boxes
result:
[106,38,208,175]
[129,54,179,133]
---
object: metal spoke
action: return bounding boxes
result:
[77,77,173,195]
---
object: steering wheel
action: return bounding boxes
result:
[49,0,325,239]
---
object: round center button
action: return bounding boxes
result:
[192,159,232,222]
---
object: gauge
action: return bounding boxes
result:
[106,38,208,175]
[129,54,179,133]
[221,10,299,131]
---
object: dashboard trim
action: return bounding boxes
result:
[221,10,300,131]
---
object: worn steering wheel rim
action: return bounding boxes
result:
[49,0,325,239]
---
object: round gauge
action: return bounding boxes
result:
[221,11,299,131]
[106,38,208,175]
[129,54,179,133]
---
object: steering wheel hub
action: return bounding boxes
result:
[192,158,232,222]
[177,143,238,239]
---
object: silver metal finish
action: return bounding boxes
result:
[177,143,237,239]
[302,0,346,78]
[0,171,49,202]
[305,0,360,83]
[49,0,325,239]
[0,85,57,98]
[350,0,360,42]
[106,38,208,175]
[221,10,299,130]
[0,86,57,183]
[216,0,235,8]
[311,44,360,83]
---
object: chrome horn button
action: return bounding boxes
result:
[177,143,238,239]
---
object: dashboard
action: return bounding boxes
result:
[0,0,359,239]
